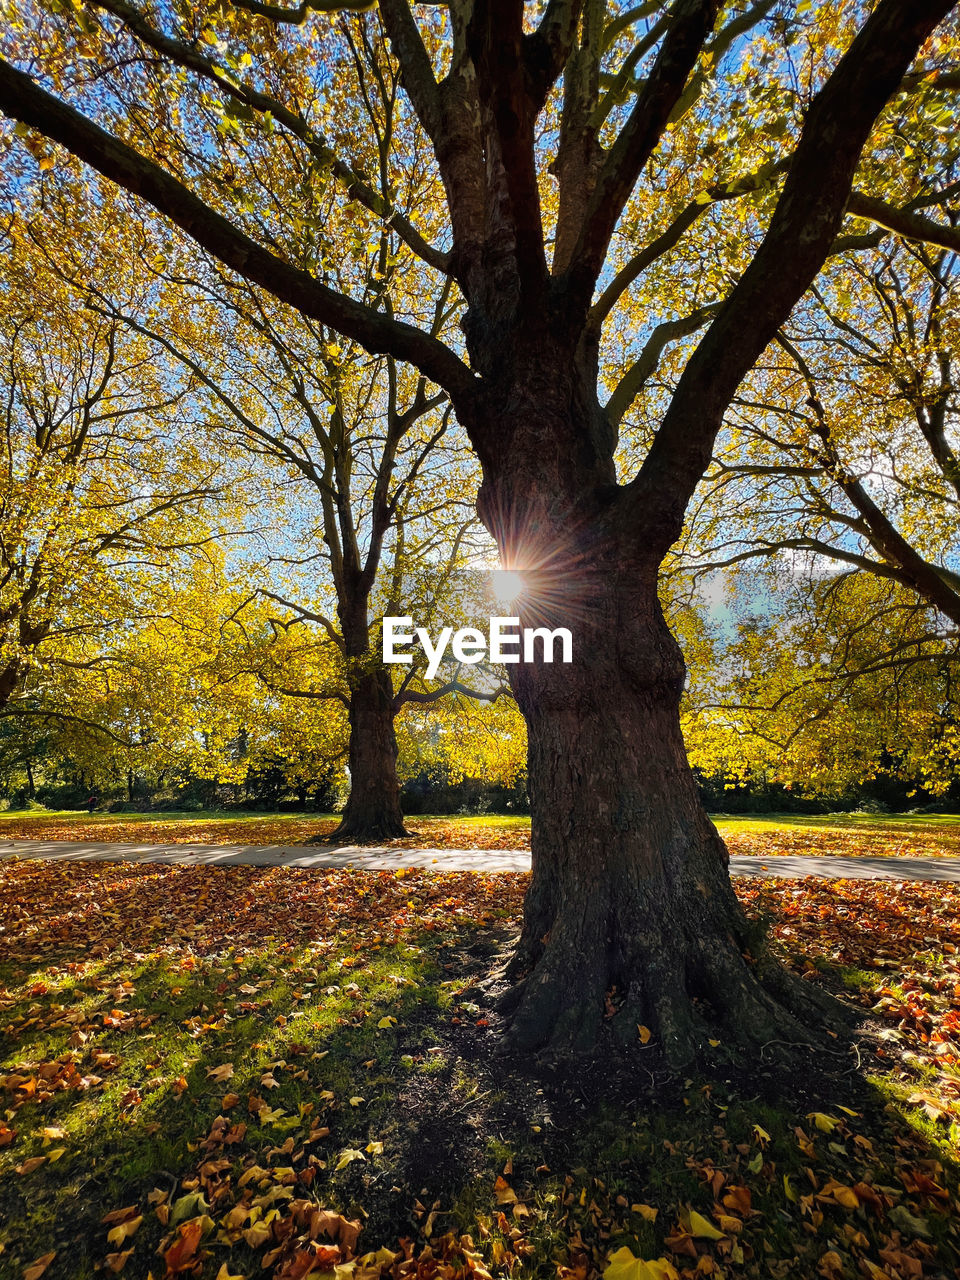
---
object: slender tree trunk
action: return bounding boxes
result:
[327,667,408,842]
[25,760,35,799]
[323,589,409,844]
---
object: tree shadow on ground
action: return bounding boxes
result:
[1,859,960,1279]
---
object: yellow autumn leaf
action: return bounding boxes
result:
[215,1266,247,1280]
[632,1204,658,1222]
[832,1186,859,1210]
[637,1025,651,1044]
[808,1112,839,1133]
[494,1176,518,1205]
[243,1220,273,1247]
[685,1209,725,1240]
[357,1248,398,1271]
[107,1216,142,1247]
[604,1246,679,1280]
[377,1016,397,1029]
[335,1148,367,1171]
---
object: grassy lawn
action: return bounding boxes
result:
[3,810,960,857]
[4,860,960,1278]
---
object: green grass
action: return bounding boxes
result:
[714,812,960,832]
[1,914,458,1275]
[4,808,959,830]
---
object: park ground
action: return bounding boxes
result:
[2,808,960,857]
[4,818,960,1278]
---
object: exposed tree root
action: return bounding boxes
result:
[312,814,411,844]
[498,895,857,1066]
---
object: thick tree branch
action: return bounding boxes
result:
[566,0,720,308]
[469,0,549,303]
[526,0,583,106]
[377,0,444,139]
[230,0,375,20]
[396,679,508,707]
[0,59,477,403]
[627,0,957,554]
[379,0,486,276]
[602,2,660,52]
[605,304,718,430]
[847,191,960,253]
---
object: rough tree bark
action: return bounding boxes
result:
[320,596,409,843]
[331,665,408,842]
[470,346,840,1060]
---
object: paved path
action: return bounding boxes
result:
[1,838,960,881]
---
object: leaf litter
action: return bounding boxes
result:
[3,856,960,1277]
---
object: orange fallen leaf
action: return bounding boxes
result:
[163,1219,206,1274]
[23,1255,56,1280]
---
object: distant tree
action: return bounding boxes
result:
[122,274,483,840]
[683,237,960,626]
[0,213,234,753]
[682,566,960,799]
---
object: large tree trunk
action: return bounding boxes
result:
[326,666,409,843]
[500,563,840,1061]
[472,352,845,1061]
